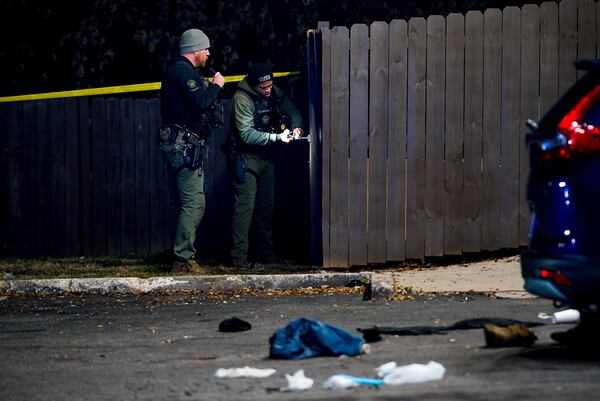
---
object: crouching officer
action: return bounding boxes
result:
[227,63,304,266]
[160,28,225,273]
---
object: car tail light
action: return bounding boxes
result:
[540,268,573,287]
[541,84,600,160]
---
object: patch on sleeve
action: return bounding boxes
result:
[186,79,199,92]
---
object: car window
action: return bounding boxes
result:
[537,73,600,132]
[583,97,600,126]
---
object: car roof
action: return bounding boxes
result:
[576,59,600,73]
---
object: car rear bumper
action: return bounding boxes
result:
[521,251,600,305]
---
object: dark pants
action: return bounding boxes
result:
[161,144,205,262]
[230,152,276,263]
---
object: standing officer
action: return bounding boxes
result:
[160,28,225,273]
[228,63,303,266]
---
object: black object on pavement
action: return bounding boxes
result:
[358,317,544,343]
[219,317,252,332]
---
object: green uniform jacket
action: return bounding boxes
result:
[232,78,303,146]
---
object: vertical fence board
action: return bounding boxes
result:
[578,0,596,79]
[482,9,503,251]
[368,21,389,263]
[321,27,332,267]
[7,103,24,256]
[559,0,578,96]
[106,98,122,254]
[203,124,216,212]
[50,99,67,256]
[425,15,446,257]
[348,24,369,266]
[463,11,484,253]
[80,98,93,255]
[520,5,540,246]
[200,123,215,256]
[444,14,465,255]
[21,102,41,255]
[597,2,600,59]
[387,19,408,262]
[406,17,427,259]
[0,106,9,255]
[500,7,521,249]
[36,101,51,255]
[134,100,151,255]
[79,97,94,255]
[64,98,80,256]
[120,99,136,254]
[148,98,164,254]
[329,26,350,267]
[307,29,322,265]
[91,98,108,254]
[159,104,172,253]
[540,2,559,113]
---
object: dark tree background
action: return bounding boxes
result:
[0,0,539,97]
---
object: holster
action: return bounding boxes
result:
[222,138,246,184]
[184,131,205,170]
[160,124,206,173]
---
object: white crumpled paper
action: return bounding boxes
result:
[214,366,276,379]
[280,369,314,391]
[377,361,445,385]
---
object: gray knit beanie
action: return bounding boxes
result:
[179,29,210,54]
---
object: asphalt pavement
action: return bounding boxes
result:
[2,291,597,401]
[0,256,529,300]
[4,255,600,401]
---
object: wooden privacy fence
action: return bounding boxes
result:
[0,94,310,259]
[311,0,599,267]
[0,97,235,257]
[2,0,597,266]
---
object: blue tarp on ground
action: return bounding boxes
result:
[269,318,365,360]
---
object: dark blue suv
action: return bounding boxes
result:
[522,60,600,343]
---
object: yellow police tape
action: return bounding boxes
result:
[0,71,300,103]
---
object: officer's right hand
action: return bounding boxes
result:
[213,72,225,88]
[278,129,292,143]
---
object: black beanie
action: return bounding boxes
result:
[247,63,273,87]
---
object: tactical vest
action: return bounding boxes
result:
[252,91,280,133]
[234,89,283,154]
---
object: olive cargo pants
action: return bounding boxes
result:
[230,153,276,263]
[161,144,205,262]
